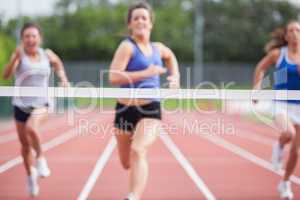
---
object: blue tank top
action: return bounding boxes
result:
[274,46,300,104]
[121,38,163,90]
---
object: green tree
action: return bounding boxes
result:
[2,0,299,62]
[0,33,15,86]
[203,0,300,61]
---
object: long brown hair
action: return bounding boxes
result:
[264,21,299,53]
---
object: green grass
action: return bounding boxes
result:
[62,85,260,111]
[161,99,221,111]
[72,98,117,108]
[71,98,222,111]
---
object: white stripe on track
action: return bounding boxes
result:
[201,134,300,185]
[180,113,298,182]
[0,126,78,174]
[0,134,17,144]
[0,121,14,132]
[77,137,116,200]
[0,115,68,144]
[236,131,275,146]
[160,133,216,200]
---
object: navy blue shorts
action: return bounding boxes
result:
[13,106,33,123]
[13,104,48,123]
[114,101,161,132]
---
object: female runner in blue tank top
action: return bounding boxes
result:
[253,21,300,200]
[3,23,69,197]
[109,2,180,200]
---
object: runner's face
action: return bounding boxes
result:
[286,22,300,44]
[21,27,41,54]
[128,8,152,38]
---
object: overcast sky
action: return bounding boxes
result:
[0,0,59,21]
[0,0,299,22]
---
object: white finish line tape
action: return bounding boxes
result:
[0,86,299,100]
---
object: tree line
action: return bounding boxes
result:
[0,0,299,68]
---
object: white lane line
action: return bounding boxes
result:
[0,115,67,144]
[236,130,275,146]
[201,134,300,185]
[0,121,15,132]
[0,126,79,174]
[178,112,300,185]
[160,133,216,200]
[0,134,17,144]
[77,137,116,200]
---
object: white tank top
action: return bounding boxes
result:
[12,48,51,108]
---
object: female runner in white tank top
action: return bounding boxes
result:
[3,22,69,197]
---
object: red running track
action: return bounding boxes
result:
[0,110,299,199]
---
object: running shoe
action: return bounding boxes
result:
[278,180,293,200]
[36,157,51,177]
[28,167,39,197]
